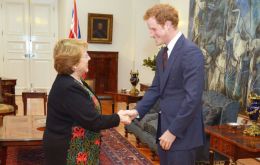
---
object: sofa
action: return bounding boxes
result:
[125,90,240,163]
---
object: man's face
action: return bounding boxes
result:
[97,23,103,30]
[146,17,168,46]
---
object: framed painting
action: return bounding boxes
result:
[87,13,113,44]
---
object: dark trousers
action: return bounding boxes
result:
[158,145,196,165]
[156,112,161,143]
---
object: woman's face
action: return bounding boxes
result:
[74,50,91,76]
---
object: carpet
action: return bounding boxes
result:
[6,128,153,165]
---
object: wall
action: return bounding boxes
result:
[134,0,190,85]
[58,0,159,90]
[0,0,3,76]
[171,0,190,37]
[1,0,190,91]
[132,0,158,85]
[159,0,190,36]
[0,0,191,91]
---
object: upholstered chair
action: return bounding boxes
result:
[84,78,113,102]
[125,90,241,164]
[0,78,15,116]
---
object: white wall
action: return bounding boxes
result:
[1,0,190,91]
[132,0,159,85]
[0,0,190,90]
[159,0,190,36]
[58,0,159,90]
[171,0,190,37]
[133,0,190,85]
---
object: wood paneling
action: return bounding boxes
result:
[87,51,118,95]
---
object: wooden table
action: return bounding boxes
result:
[0,115,46,165]
[106,91,144,113]
[205,125,260,165]
[22,89,47,115]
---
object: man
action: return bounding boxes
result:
[125,4,205,164]
[93,22,107,38]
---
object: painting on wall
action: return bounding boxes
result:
[188,0,260,108]
[87,13,113,44]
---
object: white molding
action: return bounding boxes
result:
[0,0,3,76]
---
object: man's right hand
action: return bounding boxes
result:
[117,111,131,125]
[118,109,139,120]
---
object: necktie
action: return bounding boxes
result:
[162,46,168,71]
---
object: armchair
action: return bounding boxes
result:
[0,78,15,116]
[84,78,113,101]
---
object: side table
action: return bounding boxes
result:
[22,89,47,115]
[205,125,260,165]
[106,91,144,113]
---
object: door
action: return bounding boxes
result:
[1,0,57,94]
[0,0,3,76]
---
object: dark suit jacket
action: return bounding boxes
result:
[136,35,205,151]
[43,74,120,165]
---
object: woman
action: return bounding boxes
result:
[43,39,130,165]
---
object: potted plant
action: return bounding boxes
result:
[143,55,156,71]
[142,46,165,71]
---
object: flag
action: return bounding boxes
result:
[68,0,86,80]
[69,0,81,39]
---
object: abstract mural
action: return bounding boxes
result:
[188,0,260,108]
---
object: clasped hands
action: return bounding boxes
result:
[117,109,138,125]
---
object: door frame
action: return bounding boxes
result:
[0,0,3,76]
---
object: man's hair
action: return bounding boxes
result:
[143,4,179,28]
[53,39,87,74]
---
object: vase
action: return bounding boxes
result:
[129,70,139,95]
[243,93,260,136]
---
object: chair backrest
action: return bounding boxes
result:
[202,90,240,125]
[85,79,95,92]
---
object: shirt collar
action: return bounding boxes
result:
[166,31,182,57]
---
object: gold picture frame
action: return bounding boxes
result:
[87,13,113,44]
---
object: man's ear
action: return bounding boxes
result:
[164,21,172,30]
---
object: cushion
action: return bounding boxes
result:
[0,104,14,114]
[202,104,222,126]
[149,100,160,114]
[143,119,158,137]
[202,90,240,124]
[220,101,240,124]
[134,113,158,129]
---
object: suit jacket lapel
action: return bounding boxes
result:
[158,49,164,81]
[160,35,185,95]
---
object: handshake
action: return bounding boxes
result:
[117,109,139,125]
